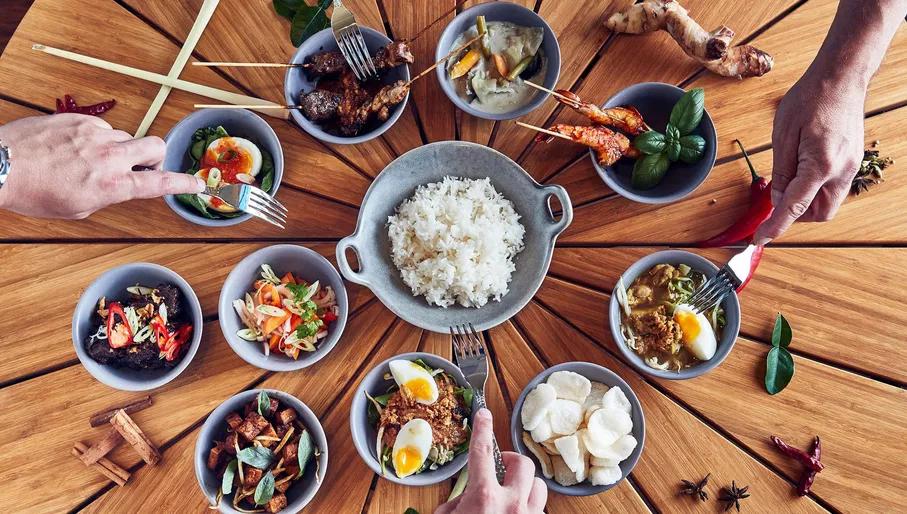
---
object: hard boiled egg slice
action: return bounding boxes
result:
[673,304,718,361]
[201,137,263,182]
[392,418,433,478]
[388,360,439,405]
[194,168,238,213]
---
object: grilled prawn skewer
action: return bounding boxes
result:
[536,124,641,167]
[555,90,650,135]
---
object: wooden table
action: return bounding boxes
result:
[0,1,905,512]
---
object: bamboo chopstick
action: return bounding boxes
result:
[31,44,289,120]
[193,61,305,68]
[524,80,579,106]
[515,121,572,141]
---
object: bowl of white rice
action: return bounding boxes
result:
[337,141,572,332]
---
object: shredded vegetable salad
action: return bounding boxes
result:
[233,265,338,360]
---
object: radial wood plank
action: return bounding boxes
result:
[544,154,614,207]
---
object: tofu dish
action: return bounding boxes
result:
[86,284,193,370]
[615,264,726,371]
[365,359,472,478]
[207,391,319,513]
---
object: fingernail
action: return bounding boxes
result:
[476,408,491,420]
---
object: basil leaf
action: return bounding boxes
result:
[254,470,276,506]
[669,88,705,136]
[772,313,793,348]
[237,446,275,469]
[633,130,666,155]
[221,459,237,495]
[290,0,331,47]
[190,138,207,161]
[297,429,314,478]
[665,124,680,144]
[666,139,681,162]
[764,347,795,395]
[272,0,297,20]
[175,193,217,219]
[678,134,706,164]
[259,151,275,193]
[631,152,671,190]
[257,390,270,416]
[455,387,474,410]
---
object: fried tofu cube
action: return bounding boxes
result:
[226,412,243,431]
[243,467,263,488]
[243,400,257,416]
[275,478,291,493]
[282,441,298,462]
[276,408,297,426]
[266,398,279,416]
[224,432,238,454]
[251,412,270,431]
[284,464,299,478]
[237,412,269,442]
[265,492,288,513]
[260,424,278,448]
[207,444,223,470]
[275,424,289,439]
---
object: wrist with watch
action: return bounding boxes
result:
[0,136,10,190]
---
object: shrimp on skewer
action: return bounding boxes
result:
[535,124,639,167]
[555,90,650,135]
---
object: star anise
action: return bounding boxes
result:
[679,472,710,501]
[719,481,750,512]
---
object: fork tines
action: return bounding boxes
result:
[688,268,735,313]
[451,323,486,360]
[338,29,377,81]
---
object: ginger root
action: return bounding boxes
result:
[605,0,773,79]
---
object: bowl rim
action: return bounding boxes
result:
[434,1,562,121]
[608,249,741,380]
[217,244,349,372]
[509,361,646,496]
[193,388,329,513]
[349,351,471,486]
[71,262,204,391]
[591,81,718,204]
[284,26,411,145]
[162,108,285,226]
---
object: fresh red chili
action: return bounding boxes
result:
[54,94,116,116]
[162,324,193,362]
[697,140,773,248]
[797,436,821,496]
[771,435,824,472]
[106,302,134,349]
[321,311,338,324]
[151,315,170,350]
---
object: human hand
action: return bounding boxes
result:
[435,409,547,514]
[754,75,865,244]
[0,114,204,219]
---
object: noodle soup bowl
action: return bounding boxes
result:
[609,250,740,380]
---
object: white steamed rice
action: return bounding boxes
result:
[387,176,525,308]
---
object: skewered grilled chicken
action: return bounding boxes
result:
[537,125,639,167]
[342,81,410,135]
[302,40,414,78]
[554,90,649,135]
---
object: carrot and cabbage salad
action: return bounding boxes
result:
[233,265,338,359]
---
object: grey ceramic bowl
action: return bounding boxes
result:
[194,389,328,513]
[163,108,284,227]
[609,250,741,380]
[593,82,717,204]
[218,244,349,372]
[510,362,645,496]
[71,262,204,391]
[336,141,572,333]
[285,27,411,144]
[350,352,472,486]
[436,1,560,120]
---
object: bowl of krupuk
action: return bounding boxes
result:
[350,352,474,486]
[610,250,741,379]
[336,141,572,333]
[511,362,645,496]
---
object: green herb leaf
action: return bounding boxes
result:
[297,429,314,478]
[257,390,270,416]
[403,509,420,514]
[633,130,666,155]
[237,446,275,469]
[669,88,705,136]
[221,459,237,495]
[412,358,435,372]
[665,124,680,144]
[254,470,276,506]
[290,0,331,47]
[631,152,671,190]
[455,387,474,410]
[772,313,793,348]
[260,151,275,193]
[666,139,681,162]
[765,346,795,395]
[678,134,706,164]
[175,193,217,219]
[272,0,298,20]
[190,138,207,162]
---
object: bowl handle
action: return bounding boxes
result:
[540,184,573,237]
[336,235,370,287]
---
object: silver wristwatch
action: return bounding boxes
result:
[0,138,10,189]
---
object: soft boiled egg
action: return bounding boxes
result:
[673,304,718,360]
[201,137,263,183]
[392,418,433,478]
[389,360,439,404]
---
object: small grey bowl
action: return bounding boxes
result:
[285,27,411,144]
[436,1,561,120]
[71,262,204,391]
[510,362,645,496]
[350,352,471,486]
[218,244,349,372]
[609,250,741,380]
[194,389,328,513]
[593,82,717,204]
[336,141,572,333]
[163,108,284,227]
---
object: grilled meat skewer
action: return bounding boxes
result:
[537,124,640,167]
[303,40,414,78]
[555,90,650,135]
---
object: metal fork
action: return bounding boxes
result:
[204,183,288,229]
[451,323,506,484]
[331,0,377,81]
[688,244,759,313]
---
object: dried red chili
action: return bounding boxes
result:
[54,94,116,116]
[797,437,821,496]
[771,435,824,496]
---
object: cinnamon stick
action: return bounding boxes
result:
[89,395,152,427]
[110,410,161,466]
[79,427,123,465]
[72,442,130,486]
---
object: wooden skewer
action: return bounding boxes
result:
[524,80,579,106]
[193,61,305,68]
[195,104,302,110]
[404,33,484,88]
[515,121,572,141]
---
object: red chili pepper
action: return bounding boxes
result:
[735,244,764,293]
[697,140,774,248]
[151,315,170,351]
[54,94,116,116]
[162,324,193,362]
[64,94,78,112]
[106,302,134,349]
[797,436,821,496]
[321,311,338,324]
[771,435,824,472]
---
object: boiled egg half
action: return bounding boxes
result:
[389,360,439,404]
[672,304,717,360]
[392,418,433,478]
[195,137,263,213]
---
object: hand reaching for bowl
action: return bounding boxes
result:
[0,114,205,219]
[435,408,547,514]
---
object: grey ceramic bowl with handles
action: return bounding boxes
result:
[284,27,411,144]
[218,244,349,372]
[336,141,572,333]
[609,250,741,380]
[510,361,645,496]
[194,389,328,513]
[349,352,472,486]
[71,262,204,391]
